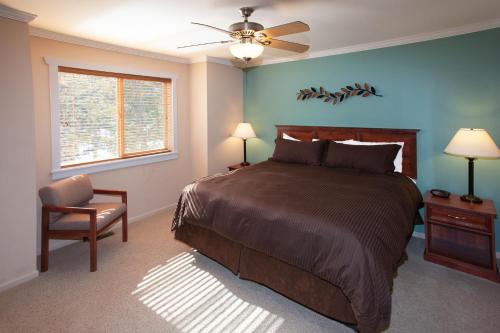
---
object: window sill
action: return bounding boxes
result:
[51,151,178,180]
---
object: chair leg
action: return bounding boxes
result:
[89,231,97,272]
[41,227,49,272]
[122,212,128,242]
[41,208,50,272]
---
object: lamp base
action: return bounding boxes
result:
[240,161,250,166]
[460,194,483,204]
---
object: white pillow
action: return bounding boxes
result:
[334,139,404,173]
[283,133,300,141]
[283,133,319,142]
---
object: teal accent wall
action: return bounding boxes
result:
[244,28,500,251]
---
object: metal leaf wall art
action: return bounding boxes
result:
[296,83,382,107]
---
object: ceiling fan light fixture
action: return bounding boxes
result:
[230,39,264,62]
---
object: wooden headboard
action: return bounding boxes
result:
[276,125,419,178]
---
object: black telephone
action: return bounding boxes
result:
[430,189,450,199]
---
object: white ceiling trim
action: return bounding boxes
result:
[27,17,500,68]
[0,4,36,22]
[30,27,232,66]
[255,18,500,67]
[29,27,190,64]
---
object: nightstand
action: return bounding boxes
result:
[423,191,499,282]
[228,163,251,171]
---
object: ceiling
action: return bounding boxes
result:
[5,0,500,64]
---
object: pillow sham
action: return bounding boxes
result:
[271,139,326,166]
[324,142,401,174]
[283,133,300,141]
[283,132,320,142]
[335,139,404,173]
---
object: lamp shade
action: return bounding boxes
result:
[233,123,256,139]
[230,42,264,61]
[444,128,500,159]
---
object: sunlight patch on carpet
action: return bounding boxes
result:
[133,251,284,332]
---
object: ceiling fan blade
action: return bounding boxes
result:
[191,22,232,35]
[177,40,234,49]
[257,21,309,38]
[267,39,309,53]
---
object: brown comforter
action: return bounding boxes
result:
[172,161,422,333]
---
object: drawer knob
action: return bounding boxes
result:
[447,214,466,220]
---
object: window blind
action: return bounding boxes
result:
[57,67,171,167]
[58,72,119,166]
[123,79,166,154]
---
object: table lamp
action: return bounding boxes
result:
[233,122,256,166]
[444,128,500,203]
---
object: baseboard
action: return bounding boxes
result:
[40,203,177,254]
[128,202,177,224]
[0,270,39,293]
[412,231,500,259]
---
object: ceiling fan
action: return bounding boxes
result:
[178,7,310,62]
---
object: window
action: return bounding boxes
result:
[46,58,178,179]
[58,67,171,166]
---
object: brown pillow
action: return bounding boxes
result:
[324,142,400,174]
[271,139,326,166]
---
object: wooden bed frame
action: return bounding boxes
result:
[277,125,419,178]
[174,125,419,331]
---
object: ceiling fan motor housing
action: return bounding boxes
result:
[229,21,264,37]
[229,7,266,41]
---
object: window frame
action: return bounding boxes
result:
[45,57,178,180]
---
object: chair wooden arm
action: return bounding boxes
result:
[42,205,98,233]
[42,205,97,215]
[93,189,127,204]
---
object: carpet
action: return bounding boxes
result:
[0,209,499,333]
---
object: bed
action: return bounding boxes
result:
[172,125,422,333]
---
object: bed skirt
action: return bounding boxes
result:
[174,222,357,327]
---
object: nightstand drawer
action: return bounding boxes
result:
[428,205,490,232]
[427,223,492,268]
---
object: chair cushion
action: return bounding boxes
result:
[39,174,94,207]
[49,202,126,231]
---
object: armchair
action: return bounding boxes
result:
[39,174,127,272]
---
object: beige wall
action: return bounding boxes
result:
[30,36,193,252]
[0,17,38,290]
[207,62,243,174]
[189,61,244,178]
[0,26,243,289]
[189,62,208,180]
